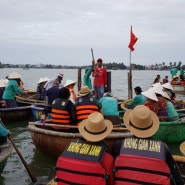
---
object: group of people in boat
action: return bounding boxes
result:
[124,80,179,122]
[0,72,26,108]
[54,106,184,185]
[40,58,120,130]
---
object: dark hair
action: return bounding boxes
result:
[134,86,142,94]
[58,87,70,99]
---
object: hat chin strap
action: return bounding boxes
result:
[129,121,153,130]
[84,126,107,135]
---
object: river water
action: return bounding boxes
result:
[0,68,184,185]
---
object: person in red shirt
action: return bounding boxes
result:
[92,58,107,100]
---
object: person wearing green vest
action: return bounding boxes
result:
[83,60,95,91]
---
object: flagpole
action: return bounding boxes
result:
[129,50,133,99]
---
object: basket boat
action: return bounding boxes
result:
[152,120,185,143]
[0,142,13,175]
[0,106,32,123]
[28,122,132,158]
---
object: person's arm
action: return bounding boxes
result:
[0,124,8,137]
[12,83,25,95]
[103,67,107,87]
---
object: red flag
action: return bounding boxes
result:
[128,26,138,51]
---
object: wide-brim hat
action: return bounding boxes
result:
[37,77,49,84]
[124,105,159,138]
[8,72,21,79]
[78,112,113,142]
[64,79,77,87]
[161,82,173,90]
[58,73,64,78]
[78,86,91,96]
[141,88,158,101]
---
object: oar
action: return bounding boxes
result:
[29,121,129,131]
[91,48,101,99]
[0,118,37,183]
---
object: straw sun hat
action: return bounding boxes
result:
[78,112,113,142]
[8,72,21,79]
[123,105,159,138]
[78,86,91,96]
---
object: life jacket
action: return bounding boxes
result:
[56,138,108,185]
[76,96,99,124]
[51,98,70,130]
[114,138,171,185]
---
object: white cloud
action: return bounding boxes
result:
[0,0,185,66]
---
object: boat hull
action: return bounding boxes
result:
[172,85,185,94]
[152,121,185,143]
[0,106,32,123]
[0,142,13,175]
[28,123,132,158]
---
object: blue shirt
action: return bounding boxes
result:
[99,96,119,116]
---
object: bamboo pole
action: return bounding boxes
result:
[78,68,82,91]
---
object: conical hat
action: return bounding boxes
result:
[141,88,158,101]
[161,82,173,90]
[8,72,21,79]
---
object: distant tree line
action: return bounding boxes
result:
[0,60,184,70]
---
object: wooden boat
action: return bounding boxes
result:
[0,142,13,175]
[15,90,47,105]
[152,120,185,143]
[172,84,185,95]
[0,106,32,123]
[180,141,185,156]
[28,122,132,158]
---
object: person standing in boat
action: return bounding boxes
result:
[92,58,107,100]
[2,72,27,108]
[153,74,161,84]
[44,73,64,99]
[125,86,146,109]
[112,105,184,185]
[46,79,60,106]
[37,77,49,100]
[55,112,114,185]
[75,86,100,125]
[83,60,95,92]
[99,92,121,127]
[162,75,169,84]
[41,87,77,132]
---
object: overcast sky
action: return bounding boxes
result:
[0,0,184,66]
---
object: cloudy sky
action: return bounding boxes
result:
[0,0,184,66]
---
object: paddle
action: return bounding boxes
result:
[0,118,37,183]
[91,48,101,99]
[29,121,129,131]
